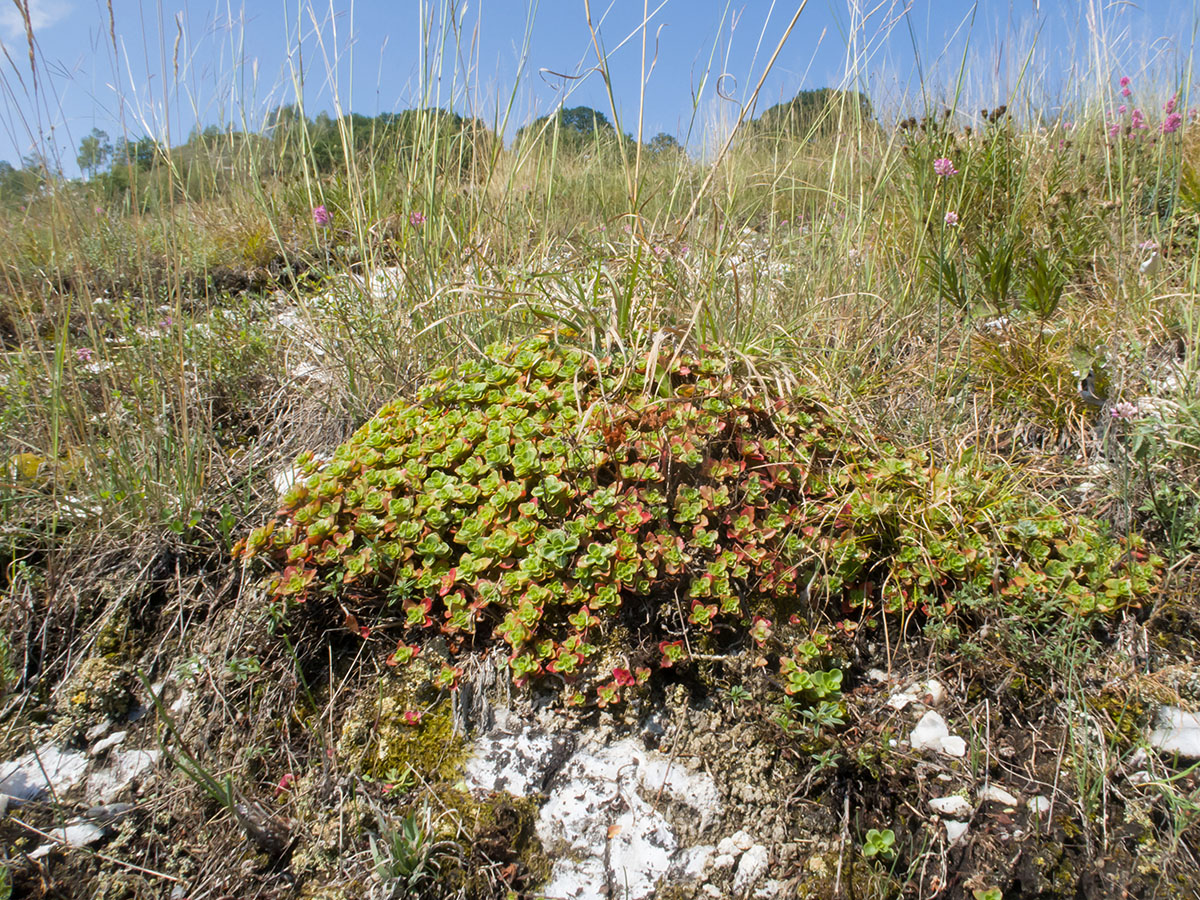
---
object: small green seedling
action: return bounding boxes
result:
[862,827,896,860]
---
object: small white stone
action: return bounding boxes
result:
[978,785,1019,806]
[716,836,741,857]
[1127,770,1153,786]
[1149,706,1200,759]
[702,885,723,899]
[169,688,193,715]
[1027,796,1052,815]
[944,820,969,845]
[922,680,947,707]
[939,736,967,758]
[90,731,127,757]
[85,721,113,742]
[28,821,106,858]
[887,690,918,711]
[732,845,769,894]
[731,829,755,852]
[711,853,737,870]
[929,796,972,817]
[678,845,714,879]
[867,668,889,683]
[910,711,951,752]
[754,880,783,899]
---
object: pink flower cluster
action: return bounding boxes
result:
[312,205,331,227]
[1162,95,1183,134]
[933,157,958,177]
[944,210,959,226]
[409,211,426,227]
[1111,401,1139,421]
[1108,86,1187,138]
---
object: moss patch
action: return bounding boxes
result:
[336,658,466,784]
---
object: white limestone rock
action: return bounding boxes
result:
[29,821,107,859]
[86,749,160,804]
[0,745,89,804]
[910,711,967,757]
[978,785,1019,806]
[944,820,969,845]
[1149,706,1200,759]
[929,795,972,818]
[733,844,769,894]
[1027,796,1052,815]
[466,725,722,900]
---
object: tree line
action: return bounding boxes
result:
[0,88,872,210]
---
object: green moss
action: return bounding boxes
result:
[336,661,466,784]
[434,790,552,894]
[54,657,132,732]
[1085,687,1149,747]
[95,603,133,660]
[793,852,900,899]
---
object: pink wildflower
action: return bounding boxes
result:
[933,157,958,177]
[1108,122,1121,139]
[1118,104,1127,114]
[1165,95,1177,114]
[312,205,331,227]
[1111,401,1138,421]
[1122,87,1132,98]
[1120,76,1131,87]
[944,210,959,226]
[409,211,426,227]
[402,709,423,726]
[1162,112,1183,134]
[1131,108,1147,130]
[75,347,94,362]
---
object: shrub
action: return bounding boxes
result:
[239,336,1160,705]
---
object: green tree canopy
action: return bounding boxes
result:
[748,88,874,143]
[76,128,112,179]
[516,106,632,154]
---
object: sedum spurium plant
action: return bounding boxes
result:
[239,334,1160,708]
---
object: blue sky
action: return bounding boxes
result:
[1,0,1197,170]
